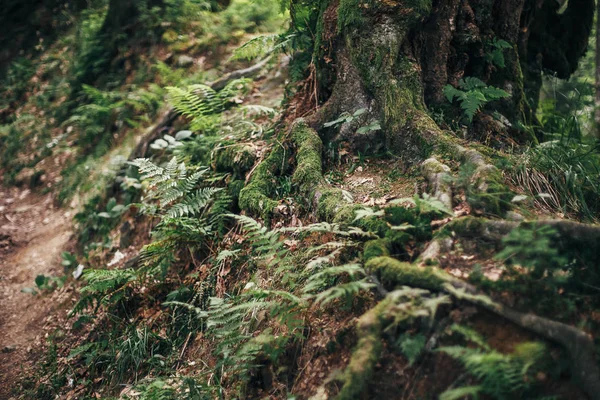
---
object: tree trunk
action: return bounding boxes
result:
[78,0,165,86]
[299,0,594,153]
[596,0,600,139]
[100,0,164,38]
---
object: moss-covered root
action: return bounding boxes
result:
[365,256,450,291]
[290,119,358,222]
[238,143,285,221]
[212,143,257,179]
[421,157,453,210]
[364,256,600,398]
[336,297,391,400]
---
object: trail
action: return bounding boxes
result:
[0,186,72,398]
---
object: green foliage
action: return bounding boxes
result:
[455,163,513,217]
[131,157,230,275]
[0,57,36,111]
[396,333,426,365]
[74,196,128,249]
[166,78,249,133]
[125,377,210,400]
[65,84,163,157]
[444,77,510,123]
[439,338,548,400]
[495,225,568,280]
[484,38,512,68]
[231,33,294,61]
[302,263,375,307]
[515,137,600,221]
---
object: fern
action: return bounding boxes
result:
[79,268,137,297]
[129,158,230,277]
[166,78,250,132]
[439,329,548,399]
[444,77,510,123]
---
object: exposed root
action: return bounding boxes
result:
[238,142,286,221]
[441,216,600,258]
[335,297,391,400]
[238,119,358,222]
[212,142,258,179]
[364,256,600,398]
[208,56,272,91]
[421,157,453,210]
[290,119,357,222]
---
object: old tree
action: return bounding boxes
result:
[237,0,600,398]
[3,0,600,398]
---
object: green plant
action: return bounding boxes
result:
[131,157,230,276]
[230,33,294,61]
[166,79,250,133]
[484,38,512,68]
[324,108,382,135]
[439,326,549,399]
[395,333,427,365]
[74,196,128,249]
[444,77,510,123]
[302,263,375,307]
[515,138,600,221]
[495,224,569,280]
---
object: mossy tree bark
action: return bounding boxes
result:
[241,0,594,222]
[303,0,594,151]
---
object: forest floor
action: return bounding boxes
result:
[0,186,72,398]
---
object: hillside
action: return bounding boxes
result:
[1,1,600,399]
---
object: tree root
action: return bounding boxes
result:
[437,216,600,266]
[208,56,272,91]
[290,120,357,222]
[238,142,286,221]
[239,119,358,222]
[363,256,600,399]
[335,297,391,400]
[421,157,453,210]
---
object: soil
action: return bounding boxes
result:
[0,186,72,398]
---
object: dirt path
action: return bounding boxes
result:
[0,187,72,398]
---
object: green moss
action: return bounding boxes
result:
[365,256,448,291]
[356,216,390,237]
[440,216,484,237]
[336,297,390,400]
[337,0,372,32]
[227,179,245,201]
[213,143,257,179]
[467,166,513,217]
[384,230,412,254]
[238,144,286,220]
[316,188,358,222]
[385,206,433,242]
[363,239,391,262]
[342,6,438,163]
[291,120,325,191]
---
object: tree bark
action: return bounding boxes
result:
[301,0,594,152]
[596,0,600,139]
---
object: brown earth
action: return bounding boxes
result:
[0,186,72,398]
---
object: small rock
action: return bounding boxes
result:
[506,211,525,221]
[72,264,85,280]
[2,345,17,353]
[42,218,50,225]
[177,55,194,67]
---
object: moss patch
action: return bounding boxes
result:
[213,143,257,179]
[238,144,286,221]
[365,256,448,291]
